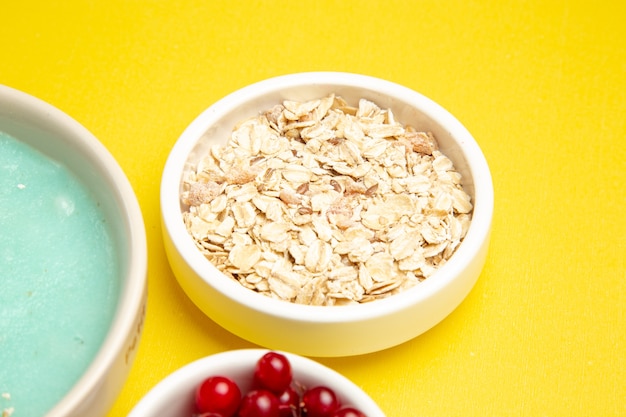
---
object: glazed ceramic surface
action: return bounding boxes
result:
[160,72,493,357]
[128,349,386,417]
[0,85,148,417]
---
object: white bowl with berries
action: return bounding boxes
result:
[160,71,494,357]
[128,349,385,417]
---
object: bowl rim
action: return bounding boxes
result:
[161,71,493,323]
[0,84,148,417]
[128,348,386,416]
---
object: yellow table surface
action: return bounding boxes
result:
[2,1,625,416]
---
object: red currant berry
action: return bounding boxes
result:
[237,389,280,417]
[253,351,293,394]
[301,386,341,417]
[331,407,367,417]
[276,386,300,417]
[195,375,242,417]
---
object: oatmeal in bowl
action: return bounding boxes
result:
[181,94,472,306]
[161,72,493,357]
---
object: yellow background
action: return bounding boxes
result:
[2,1,625,415]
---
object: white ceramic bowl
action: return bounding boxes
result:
[160,72,493,357]
[0,85,148,417]
[128,348,385,417]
